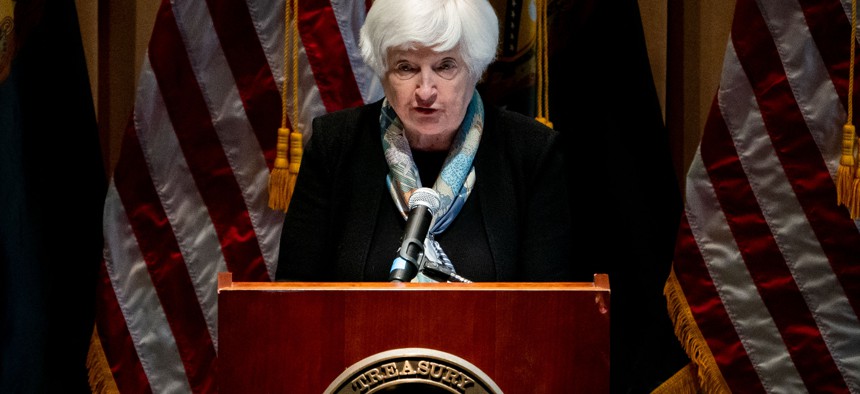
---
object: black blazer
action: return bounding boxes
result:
[276,100,576,282]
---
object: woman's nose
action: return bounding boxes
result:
[415,70,437,104]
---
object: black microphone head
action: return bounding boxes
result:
[408,187,441,213]
[389,188,440,283]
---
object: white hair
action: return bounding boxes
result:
[359,0,499,83]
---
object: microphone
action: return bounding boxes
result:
[389,188,441,282]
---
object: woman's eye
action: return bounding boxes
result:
[435,61,458,79]
[393,62,418,79]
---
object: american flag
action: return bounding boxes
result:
[90,0,381,391]
[667,0,860,392]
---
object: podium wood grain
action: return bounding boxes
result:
[218,275,610,393]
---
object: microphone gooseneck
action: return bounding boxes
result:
[389,188,440,282]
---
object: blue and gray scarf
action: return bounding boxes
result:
[380,92,484,282]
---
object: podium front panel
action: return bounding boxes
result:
[218,279,610,393]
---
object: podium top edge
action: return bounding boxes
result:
[217,273,610,292]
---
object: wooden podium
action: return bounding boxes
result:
[217,273,610,393]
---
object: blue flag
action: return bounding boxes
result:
[0,1,105,392]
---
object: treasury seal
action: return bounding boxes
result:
[325,348,503,394]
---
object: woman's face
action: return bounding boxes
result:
[383,45,476,151]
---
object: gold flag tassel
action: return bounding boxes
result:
[268,0,303,212]
[534,0,552,129]
[851,148,860,218]
[838,124,855,204]
[838,0,859,218]
[840,122,858,216]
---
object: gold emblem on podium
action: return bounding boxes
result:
[325,348,503,394]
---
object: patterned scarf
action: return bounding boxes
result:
[380,92,484,282]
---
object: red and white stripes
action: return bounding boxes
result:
[674,0,860,392]
[96,0,380,391]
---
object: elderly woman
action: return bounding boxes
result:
[276,0,574,282]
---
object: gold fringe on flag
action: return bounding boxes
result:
[268,0,303,212]
[534,0,552,129]
[651,363,701,394]
[86,326,120,394]
[838,0,860,219]
[664,268,731,394]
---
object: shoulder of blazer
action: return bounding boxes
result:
[482,105,561,175]
[487,106,558,147]
[310,101,383,150]
[305,101,390,192]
